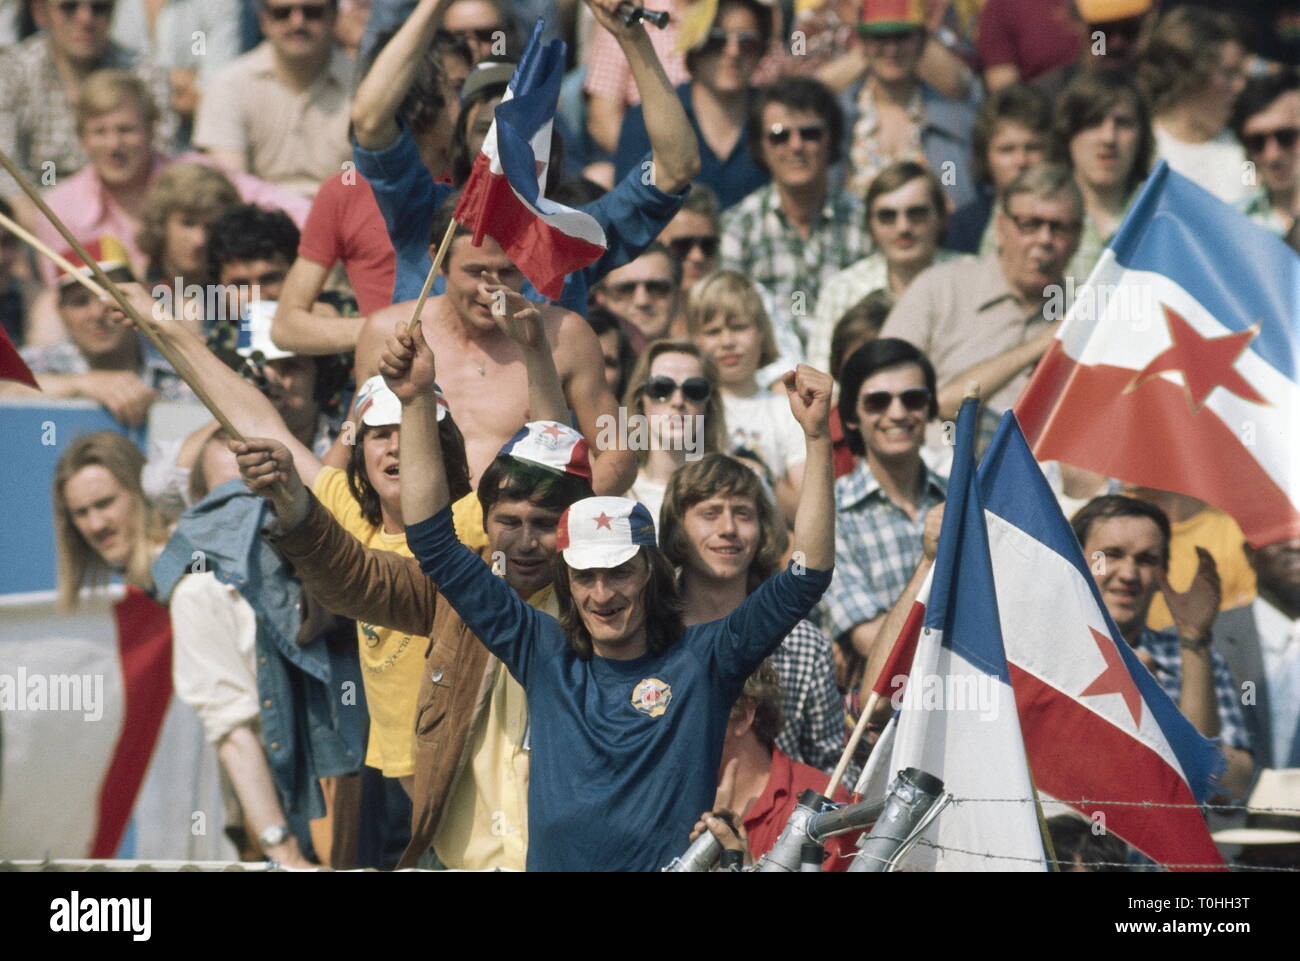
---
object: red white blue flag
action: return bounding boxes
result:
[1016,161,1300,548]
[453,19,607,300]
[858,397,1047,871]
[861,408,1228,870]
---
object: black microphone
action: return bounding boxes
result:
[616,2,670,28]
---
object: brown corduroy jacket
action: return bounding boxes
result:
[269,492,500,869]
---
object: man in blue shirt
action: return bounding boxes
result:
[380,316,837,871]
[349,0,700,314]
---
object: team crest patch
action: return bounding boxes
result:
[630,678,672,718]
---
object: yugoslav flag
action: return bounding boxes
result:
[453,19,607,300]
[977,412,1227,869]
[857,397,1047,871]
[1016,161,1300,547]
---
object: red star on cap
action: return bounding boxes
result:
[541,423,565,439]
[594,512,613,530]
[1079,627,1144,727]
[1124,305,1267,413]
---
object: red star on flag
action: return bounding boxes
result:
[1079,627,1144,727]
[542,423,565,439]
[594,512,613,530]
[1124,305,1267,412]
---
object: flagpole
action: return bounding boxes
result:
[0,210,107,300]
[406,218,459,336]
[0,147,293,502]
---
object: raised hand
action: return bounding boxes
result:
[230,436,308,526]
[1157,546,1221,644]
[782,364,834,440]
[479,271,547,351]
[922,502,945,562]
[585,0,644,39]
[379,318,437,403]
[103,282,179,338]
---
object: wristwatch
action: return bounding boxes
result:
[1179,632,1212,653]
[259,824,290,849]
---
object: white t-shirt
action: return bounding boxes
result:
[1153,125,1250,206]
[626,471,668,531]
[721,389,807,484]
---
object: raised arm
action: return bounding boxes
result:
[554,309,638,495]
[783,365,835,570]
[481,275,568,423]
[586,0,700,195]
[350,0,450,151]
[378,319,448,524]
[111,283,324,485]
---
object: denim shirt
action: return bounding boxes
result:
[152,480,367,827]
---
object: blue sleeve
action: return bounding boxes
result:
[698,561,834,698]
[579,152,687,287]
[405,508,560,687]
[612,104,651,185]
[352,123,451,263]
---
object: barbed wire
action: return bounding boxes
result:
[936,795,1300,815]
[825,840,1300,872]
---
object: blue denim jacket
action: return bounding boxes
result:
[153,480,367,829]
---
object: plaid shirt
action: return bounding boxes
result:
[770,619,844,773]
[824,459,947,646]
[719,183,870,350]
[0,34,176,197]
[1136,627,1251,753]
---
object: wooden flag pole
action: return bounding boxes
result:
[825,690,881,798]
[0,210,107,300]
[0,148,249,441]
[406,218,459,335]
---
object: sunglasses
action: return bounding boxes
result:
[872,204,934,227]
[860,387,931,415]
[450,27,501,44]
[264,2,329,21]
[56,0,113,17]
[666,235,719,259]
[605,278,675,299]
[1006,212,1080,240]
[643,375,712,404]
[698,28,764,57]
[1243,127,1300,154]
[765,123,825,147]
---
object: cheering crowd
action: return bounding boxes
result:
[1,0,1298,871]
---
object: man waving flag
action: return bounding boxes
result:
[1016,161,1300,548]
[453,19,608,300]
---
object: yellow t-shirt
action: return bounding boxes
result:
[312,466,487,777]
[433,586,556,872]
[1145,505,1257,631]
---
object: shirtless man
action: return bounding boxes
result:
[354,196,637,495]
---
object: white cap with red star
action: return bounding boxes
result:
[556,496,657,570]
[499,420,591,481]
[354,375,448,427]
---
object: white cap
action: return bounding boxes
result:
[236,301,295,362]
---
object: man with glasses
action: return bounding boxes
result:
[593,243,680,343]
[0,0,176,226]
[824,337,944,663]
[193,0,353,198]
[1233,70,1300,237]
[614,0,773,210]
[720,75,870,354]
[880,163,1083,419]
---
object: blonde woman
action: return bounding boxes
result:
[53,431,167,611]
[619,339,727,529]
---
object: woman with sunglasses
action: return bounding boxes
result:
[823,338,944,674]
[619,339,728,530]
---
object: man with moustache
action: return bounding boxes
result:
[880,163,1082,419]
